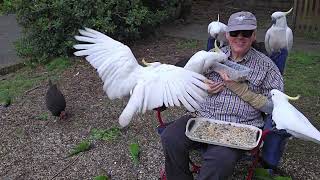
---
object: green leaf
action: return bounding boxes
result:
[36,113,49,121]
[93,175,109,180]
[129,142,140,165]
[254,168,272,178]
[274,176,292,180]
[68,140,91,157]
[90,127,120,141]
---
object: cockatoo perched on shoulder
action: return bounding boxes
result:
[270,89,320,144]
[73,28,226,127]
[208,14,228,47]
[265,8,293,55]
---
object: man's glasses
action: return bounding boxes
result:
[229,30,254,38]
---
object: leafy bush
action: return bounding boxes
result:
[0,0,17,14]
[4,0,180,63]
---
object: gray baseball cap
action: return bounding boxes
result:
[226,11,257,32]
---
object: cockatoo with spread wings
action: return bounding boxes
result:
[74,28,226,127]
[265,8,293,55]
[271,89,320,144]
[208,14,228,48]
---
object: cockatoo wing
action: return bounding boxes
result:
[119,65,208,127]
[74,27,140,99]
[264,28,272,55]
[273,102,320,144]
[286,27,293,52]
[74,28,209,127]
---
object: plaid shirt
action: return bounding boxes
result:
[196,46,284,128]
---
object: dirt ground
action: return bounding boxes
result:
[1,1,320,180]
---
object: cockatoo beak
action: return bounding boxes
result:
[212,40,221,52]
[142,58,150,66]
[285,7,293,15]
[287,94,300,100]
[208,40,219,52]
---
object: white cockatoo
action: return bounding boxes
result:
[184,41,228,74]
[270,89,320,144]
[208,14,228,47]
[73,28,226,127]
[265,8,293,55]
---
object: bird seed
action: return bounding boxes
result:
[189,121,258,148]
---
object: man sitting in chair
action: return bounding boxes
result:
[161,11,284,180]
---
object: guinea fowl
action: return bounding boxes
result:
[45,80,67,120]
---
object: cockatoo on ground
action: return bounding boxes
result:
[270,89,320,144]
[265,8,293,55]
[73,28,226,127]
[208,14,228,48]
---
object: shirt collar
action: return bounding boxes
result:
[222,46,253,63]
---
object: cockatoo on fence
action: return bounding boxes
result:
[265,8,293,55]
[270,89,320,144]
[73,28,226,127]
[208,14,228,47]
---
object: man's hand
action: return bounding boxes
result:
[216,70,268,110]
[216,70,233,84]
[204,79,225,94]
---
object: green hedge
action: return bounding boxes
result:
[3,0,180,63]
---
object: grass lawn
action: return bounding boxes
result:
[0,57,71,104]
[284,51,320,97]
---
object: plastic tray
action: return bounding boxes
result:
[212,61,251,82]
[185,118,262,150]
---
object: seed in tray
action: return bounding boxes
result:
[190,121,257,148]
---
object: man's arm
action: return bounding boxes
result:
[217,70,273,114]
[225,81,273,114]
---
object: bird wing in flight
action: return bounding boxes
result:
[74,28,141,100]
[74,28,209,127]
[119,64,208,127]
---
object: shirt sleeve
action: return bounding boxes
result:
[261,62,284,97]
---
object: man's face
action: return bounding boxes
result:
[226,30,256,56]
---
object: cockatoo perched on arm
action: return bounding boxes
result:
[265,8,293,55]
[73,28,226,127]
[270,89,320,144]
[208,14,228,47]
[184,41,228,74]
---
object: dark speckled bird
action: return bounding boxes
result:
[45,79,67,120]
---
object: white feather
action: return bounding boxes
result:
[264,9,293,55]
[74,28,215,127]
[271,89,320,144]
[184,50,227,74]
[208,14,228,47]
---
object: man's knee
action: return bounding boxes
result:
[203,146,242,171]
[161,115,193,147]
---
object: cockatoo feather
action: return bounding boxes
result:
[271,89,320,144]
[74,28,212,127]
[265,8,293,55]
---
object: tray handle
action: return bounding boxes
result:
[186,118,196,134]
[255,129,263,148]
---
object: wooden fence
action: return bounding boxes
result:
[293,0,320,33]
